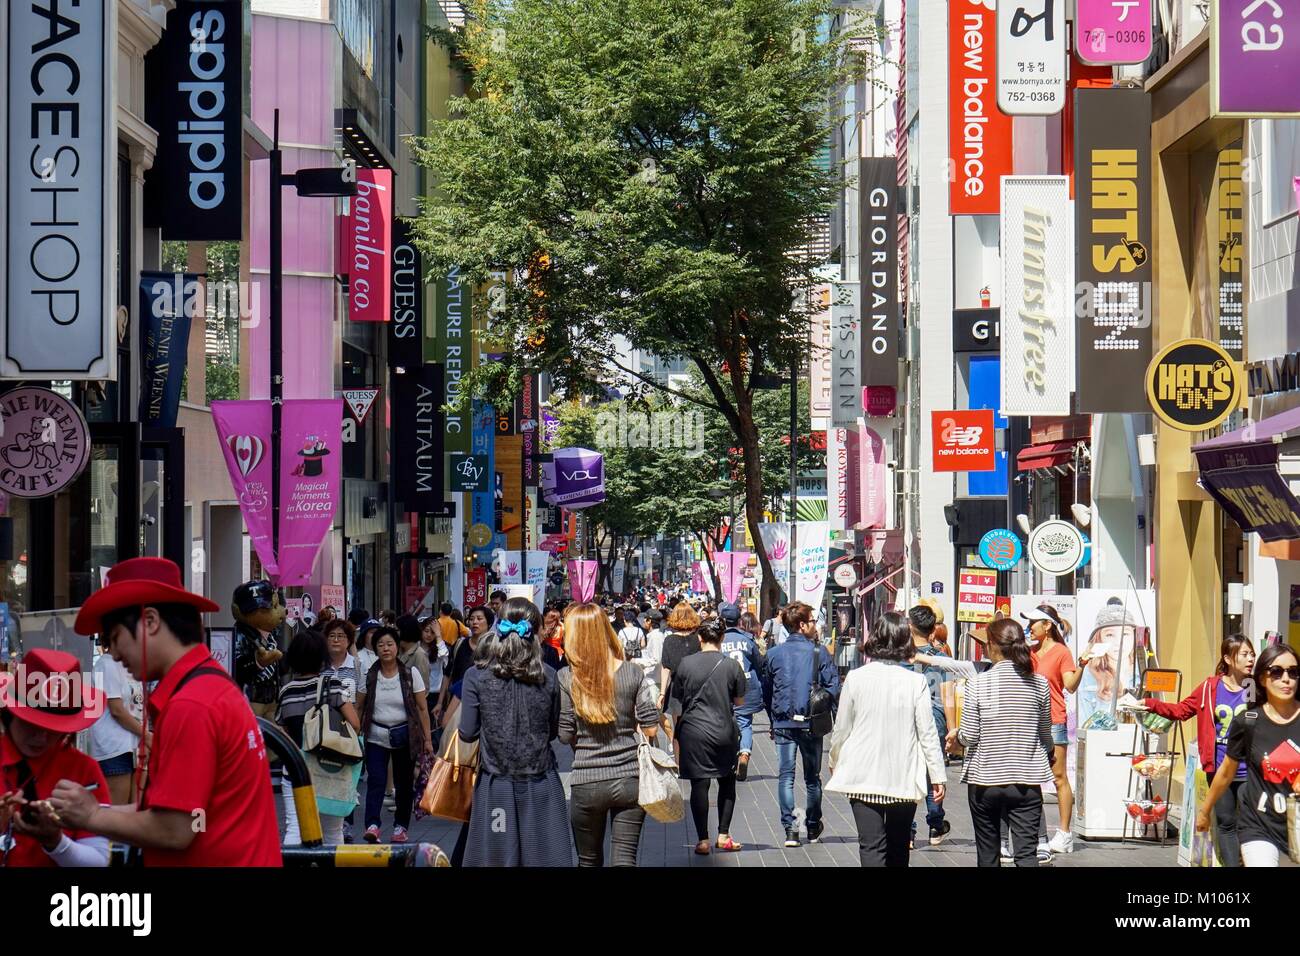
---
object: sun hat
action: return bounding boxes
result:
[0,648,105,733]
[74,557,220,637]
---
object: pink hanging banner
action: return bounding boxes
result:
[691,561,706,593]
[277,399,344,586]
[726,551,751,604]
[212,400,277,578]
[568,559,599,603]
[858,423,887,530]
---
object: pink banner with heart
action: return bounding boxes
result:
[212,400,277,578]
[212,399,343,586]
[714,551,750,604]
[568,559,599,603]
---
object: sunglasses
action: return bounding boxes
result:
[1266,666,1300,681]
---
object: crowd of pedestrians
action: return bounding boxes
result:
[3,556,1299,871]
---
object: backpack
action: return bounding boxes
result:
[620,626,644,660]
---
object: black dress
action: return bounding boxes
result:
[673,652,746,780]
[459,664,574,866]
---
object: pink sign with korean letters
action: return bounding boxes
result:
[1076,0,1153,66]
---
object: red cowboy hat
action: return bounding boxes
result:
[74,557,220,637]
[0,648,105,734]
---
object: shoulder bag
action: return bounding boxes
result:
[420,730,480,823]
[302,676,364,765]
[636,729,684,822]
[804,645,834,738]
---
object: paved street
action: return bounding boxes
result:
[333,711,1176,868]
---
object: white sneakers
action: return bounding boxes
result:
[1046,829,1074,854]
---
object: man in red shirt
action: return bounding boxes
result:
[49,557,282,866]
[1,649,110,867]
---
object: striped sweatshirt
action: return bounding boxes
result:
[958,660,1054,787]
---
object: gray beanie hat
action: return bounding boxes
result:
[1090,597,1136,638]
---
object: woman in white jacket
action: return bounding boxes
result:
[827,611,947,867]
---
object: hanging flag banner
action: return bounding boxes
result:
[465,567,488,609]
[568,559,599,603]
[1076,0,1153,65]
[498,550,522,584]
[831,282,862,427]
[521,375,538,486]
[691,561,706,593]
[949,0,1015,214]
[931,409,997,472]
[4,0,114,380]
[392,364,445,511]
[757,523,792,600]
[997,0,1067,116]
[1211,0,1300,117]
[138,272,199,429]
[471,401,502,560]
[278,399,343,586]
[1075,88,1153,412]
[347,168,392,323]
[145,0,244,240]
[342,388,380,425]
[827,428,851,533]
[1000,176,1074,415]
[526,550,549,608]
[212,400,277,578]
[858,422,888,529]
[795,522,831,611]
[545,447,606,508]
[861,159,899,389]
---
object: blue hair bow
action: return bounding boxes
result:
[498,619,533,639]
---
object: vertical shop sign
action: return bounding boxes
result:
[997,0,1067,116]
[1000,176,1074,415]
[347,168,391,322]
[4,0,115,379]
[1075,88,1153,412]
[392,364,445,511]
[831,282,861,428]
[949,0,1015,214]
[434,267,470,455]
[390,219,423,371]
[1212,0,1300,117]
[860,159,899,389]
[1217,144,1244,359]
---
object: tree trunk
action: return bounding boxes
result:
[735,387,781,620]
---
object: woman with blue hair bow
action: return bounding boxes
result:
[459,597,575,866]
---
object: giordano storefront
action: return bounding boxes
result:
[1148,31,1247,687]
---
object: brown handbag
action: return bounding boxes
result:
[419,730,480,823]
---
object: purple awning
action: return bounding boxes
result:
[1195,441,1300,542]
[1193,406,1300,451]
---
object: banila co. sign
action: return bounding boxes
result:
[3,0,116,379]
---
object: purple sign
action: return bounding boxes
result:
[1196,441,1300,541]
[0,387,90,498]
[545,447,605,509]
[1076,0,1153,65]
[1214,0,1300,117]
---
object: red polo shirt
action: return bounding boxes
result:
[141,645,281,866]
[0,734,107,867]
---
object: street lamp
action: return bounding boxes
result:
[268,109,357,568]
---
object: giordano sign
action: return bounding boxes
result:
[1146,338,1244,432]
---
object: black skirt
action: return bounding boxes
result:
[462,769,575,867]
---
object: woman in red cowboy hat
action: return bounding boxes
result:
[48,557,282,867]
[0,648,111,867]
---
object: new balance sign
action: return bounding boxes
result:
[931,409,996,472]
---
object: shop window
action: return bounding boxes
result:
[1261,120,1300,225]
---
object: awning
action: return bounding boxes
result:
[1193,405,1300,451]
[1016,440,1075,472]
[1194,440,1300,541]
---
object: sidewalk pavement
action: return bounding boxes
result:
[296,712,1177,867]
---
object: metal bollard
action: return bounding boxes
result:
[281,843,450,867]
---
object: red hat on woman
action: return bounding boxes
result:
[74,556,220,637]
[0,648,105,734]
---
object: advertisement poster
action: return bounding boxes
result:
[957,570,998,623]
[568,560,599,603]
[1076,588,1157,730]
[1178,739,1219,867]
[526,551,549,609]
[464,567,488,609]
[498,550,523,584]
[321,584,346,620]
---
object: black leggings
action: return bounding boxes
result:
[1208,771,1244,868]
[689,776,737,841]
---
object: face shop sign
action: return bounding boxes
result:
[4,0,115,379]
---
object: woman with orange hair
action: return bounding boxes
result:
[558,603,662,866]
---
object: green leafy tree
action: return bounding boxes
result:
[413,0,867,613]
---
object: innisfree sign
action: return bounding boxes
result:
[1027,520,1085,577]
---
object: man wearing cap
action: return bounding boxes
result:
[717,602,764,781]
[0,649,110,867]
[48,558,282,867]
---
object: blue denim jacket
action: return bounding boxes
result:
[761,634,841,731]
